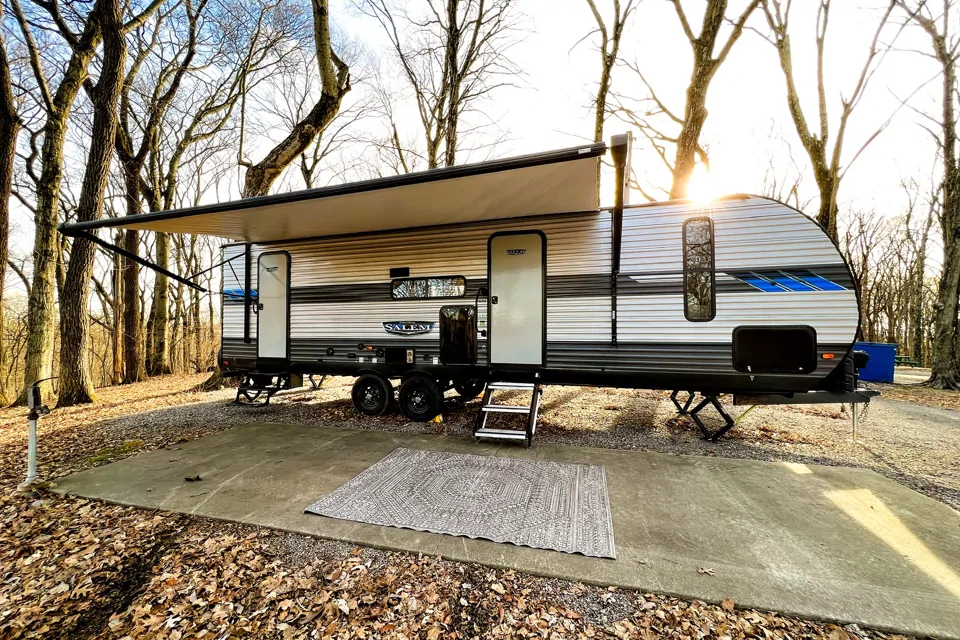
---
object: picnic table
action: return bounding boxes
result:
[895,355,920,367]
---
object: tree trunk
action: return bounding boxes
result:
[928,24,960,388]
[443,0,460,168]
[111,232,124,383]
[58,0,126,406]
[0,22,17,406]
[16,117,66,405]
[242,93,346,197]
[122,229,145,382]
[12,12,102,406]
[670,71,710,199]
[148,233,171,375]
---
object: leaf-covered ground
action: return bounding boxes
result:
[0,375,922,638]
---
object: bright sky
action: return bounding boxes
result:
[4,0,944,300]
[339,0,942,215]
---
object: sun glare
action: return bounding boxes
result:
[685,164,725,203]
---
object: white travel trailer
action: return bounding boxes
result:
[60,135,874,445]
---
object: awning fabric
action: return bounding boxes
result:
[59,142,606,243]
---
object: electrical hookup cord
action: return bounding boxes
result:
[18,377,56,493]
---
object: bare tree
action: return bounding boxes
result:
[113,0,209,382]
[901,177,937,364]
[0,3,18,405]
[239,0,350,196]
[359,0,520,169]
[8,0,162,404]
[253,46,370,189]
[760,0,897,240]
[583,0,636,194]
[895,0,960,387]
[58,0,127,406]
[584,0,636,145]
[611,1,758,198]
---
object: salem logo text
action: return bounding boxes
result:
[382,321,435,336]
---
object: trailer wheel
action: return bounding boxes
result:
[398,376,443,422]
[352,374,391,416]
[454,379,485,399]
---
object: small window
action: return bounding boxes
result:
[682,217,715,321]
[391,276,466,299]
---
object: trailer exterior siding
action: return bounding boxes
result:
[220,196,859,394]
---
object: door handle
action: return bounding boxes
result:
[491,296,498,305]
[257,303,264,311]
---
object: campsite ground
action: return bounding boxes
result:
[0,372,955,638]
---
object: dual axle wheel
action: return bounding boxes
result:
[350,374,482,422]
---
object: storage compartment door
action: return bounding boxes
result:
[257,252,290,361]
[489,232,545,366]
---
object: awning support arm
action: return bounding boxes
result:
[186,251,244,280]
[70,229,207,293]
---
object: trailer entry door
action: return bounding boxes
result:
[257,251,290,362]
[488,232,545,366]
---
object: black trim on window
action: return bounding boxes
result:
[391,275,467,300]
[682,217,716,322]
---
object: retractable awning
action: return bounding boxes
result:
[59,142,607,244]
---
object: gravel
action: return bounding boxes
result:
[3,373,955,512]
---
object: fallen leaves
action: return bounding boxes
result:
[0,374,925,639]
[697,567,715,576]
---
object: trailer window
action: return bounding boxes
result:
[391,276,466,299]
[682,217,715,321]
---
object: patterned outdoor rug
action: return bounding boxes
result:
[304,448,616,558]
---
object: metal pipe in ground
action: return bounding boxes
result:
[851,403,859,442]
[19,379,52,492]
[18,414,40,492]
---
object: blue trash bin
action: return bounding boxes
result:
[854,342,897,383]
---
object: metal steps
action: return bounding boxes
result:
[474,377,543,447]
[233,373,290,407]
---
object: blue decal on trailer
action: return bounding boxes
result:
[224,288,257,301]
[736,273,787,292]
[730,270,846,292]
[758,271,817,292]
[793,270,847,291]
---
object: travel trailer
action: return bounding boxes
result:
[59,134,875,445]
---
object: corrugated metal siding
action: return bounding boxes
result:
[618,292,858,343]
[220,196,859,383]
[260,212,611,287]
[545,342,846,376]
[620,198,847,273]
[617,197,858,347]
[221,245,254,340]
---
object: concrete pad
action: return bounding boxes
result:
[55,423,960,639]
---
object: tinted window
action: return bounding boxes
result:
[391,276,466,299]
[683,218,715,321]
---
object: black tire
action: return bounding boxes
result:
[352,374,392,416]
[454,379,485,399]
[398,376,443,422]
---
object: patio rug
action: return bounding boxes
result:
[305,447,616,558]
